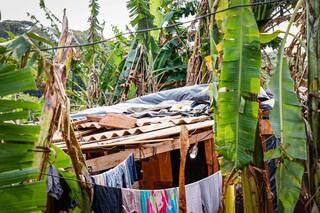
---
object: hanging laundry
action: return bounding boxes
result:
[185,171,222,213]
[92,172,107,186]
[92,185,122,213]
[140,188,179,213]
[199,171,222,213]
[91,154,222,213]
[92,153,138,188]
[122,188,142,213]
[128,153,139,182]
[185,181,203,213]
[47,164,63,200]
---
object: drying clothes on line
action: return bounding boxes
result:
[199,171,222,213]
[185,180,203,213]
[47,164,63,200]
[92,168,221,213]
[128,153,139,183]
[185,171,222,213]
[140,188,179,213]
[120,188,179,213]
[122,188,142,213]
[92,153,138,188]
[92,185,122,213]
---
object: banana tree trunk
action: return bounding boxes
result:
[241,166,262,213]
[36,11,93,203]
[307,0,320,206]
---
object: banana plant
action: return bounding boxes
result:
[0,23,86,212]
[216,0,261,171]
[0,62,46,212]
[267,0,306,211]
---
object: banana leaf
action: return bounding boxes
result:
[0,181,47,213]
[0,167,39,186]
[276,159,304,213]
[216,0,261,170]
[270,56,307,160]
[52,144,88,211]
[113,41,138,101]
[0,67,36,96]
[269,55,306,213]
[150,0,163,41]
[267,1,306,211]
[0,64,46,211]
[260,30,282,44]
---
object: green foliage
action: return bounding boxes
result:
[127,0,154,30]
[267,1,306,211]
[216,0,261,170]
[150,0,163,40]
[0,181,47,213]
[0,28,83,212]
[270,56,306,160]
[276,159,304,213]
[0,61,45,211]
[260,30,282,44]
[88,0,103,43]
[269,55,306,212]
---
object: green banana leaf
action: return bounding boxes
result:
[150,0,163,41]
[52,144,88,211]
[0,58,46,211]
[216,0,261,170]
[276,159,304,213]
[260,30,282,44]
[0,167,39,186]
[113,41,138,102]
[270,56,307,160]
[0,181,47,213]
[268,1,306,211]
[269,55,306,213]
[0,67,36,96]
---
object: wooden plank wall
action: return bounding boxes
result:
[139,152,173,189]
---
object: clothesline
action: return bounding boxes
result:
[46,152,223,212]
[89,152,223,212]
[92,171,222,213]
[44,152,219,188]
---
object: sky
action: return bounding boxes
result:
[0,0,130,37]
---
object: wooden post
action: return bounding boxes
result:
[179,125,189,213]
[204,137,219,175]
[204,139,214,175]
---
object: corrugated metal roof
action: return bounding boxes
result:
[54,115,213,150]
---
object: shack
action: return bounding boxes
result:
[54,84,219,189]
[51,84,275,212]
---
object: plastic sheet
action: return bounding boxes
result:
[127,84,209,105]
[72,84,210,120]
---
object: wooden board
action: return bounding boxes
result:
[204,138,219,175]
[99,113,137,129]
[86,114,104,122]
[139,152,173,189]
